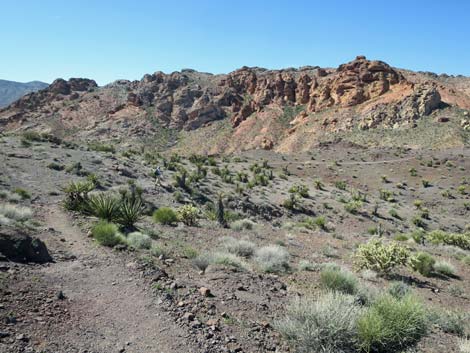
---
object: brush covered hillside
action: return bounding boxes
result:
[1,57,470,353]
[0,80,48,108]
[1,56,470,153]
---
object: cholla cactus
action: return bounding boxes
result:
[177,204,199,226]
[354,239,409,275]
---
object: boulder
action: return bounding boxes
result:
[0,229,52,263]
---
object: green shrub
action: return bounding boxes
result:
[153,207,178,225]
[275,292,362,353]
[47,162,65,171]
[314,216,327,230]
[88,142,115,153]
[387,281,412,299]
[13,187,31,199]
[289,184,309,198]
[335,180,347,190]
[410,252,435,277]
[433,310,468,336]
[354,240,409,275]
[344,200,363,214]
[91,221,121,247]
[357,294,428,353]
[433,260,456,277]
[126,232,151,249]
[319,267,359,295]
[177,204,199,226]
[426,230,470,250]
[254,245,290,273]
[86,193,120,221]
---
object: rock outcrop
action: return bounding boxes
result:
[0,230,52,263]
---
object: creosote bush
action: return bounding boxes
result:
[357,294,428,353]
[91,221,121,247]
[410,251,435,277]
[319,267,359,295]
[153,207,178,225]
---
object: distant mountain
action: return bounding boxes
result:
[0,79,48,107]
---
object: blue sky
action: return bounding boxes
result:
[1,0,469,85]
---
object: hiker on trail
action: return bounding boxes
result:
[154,166,163,186]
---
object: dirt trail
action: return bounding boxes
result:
[40,204,193,353]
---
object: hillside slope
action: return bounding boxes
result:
[0,79,48,108]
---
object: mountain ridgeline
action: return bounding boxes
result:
[1,56,470,153]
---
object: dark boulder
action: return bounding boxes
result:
[0,229,52,263]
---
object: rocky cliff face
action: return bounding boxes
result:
[0,56,467,152]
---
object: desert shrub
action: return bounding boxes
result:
[118,198,144,229]
[282,194,300,210]
[275,292,362,353]
[62,180,95,211]
[192,253,211,272]
[0,189,22,203]
[421,179,431,187]
[379,189,395,202]
[86,193,120,221]
[150,244,170,259]
[387,281,412,299]
[344,200,362,214]
[335,180,347,190]
[289,184,309,198]
[410,252,435,277]
[298,260,318,271]
[433,310,468,336]
[221,236,256,258]
[433,260,457,277]
[153,207,178,225]
[91,221,121,247]
[388,209,400,219]
[254,245,290,273]
[0,203,32,222]
[459,338,470,353]
[13,188,31,200]
[88,142,115,153]
[211,252,248,269]
[126,232,151,250]
[354,240,409,275]
[314,179,324,190]
[357,294,428,353]
[319,267,359,295]
[393,234,409,241]
[47,162,65,171]
[230,218,255,231]
[426,230,470,250]
[462,255,470,266]
[314,216,327,230]
[177,204,199,226]
[411,215,426,228]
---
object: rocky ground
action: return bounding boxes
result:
[0,134,469,352]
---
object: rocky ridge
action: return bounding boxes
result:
[1,56,468,151]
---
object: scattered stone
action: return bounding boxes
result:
[183,312,195,321]
[199,287,212,297]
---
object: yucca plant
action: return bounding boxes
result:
[118,198,144,229]
[86,193,120,221]
[62,180,95,211]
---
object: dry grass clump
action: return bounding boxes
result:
[254,245,290,273]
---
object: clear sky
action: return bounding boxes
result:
[1,0,469,85]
